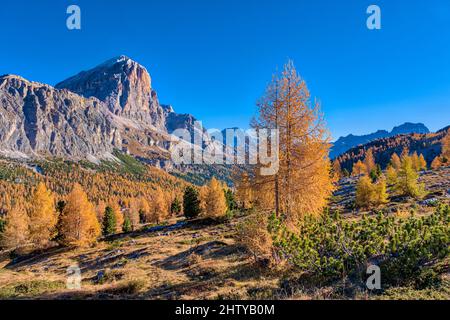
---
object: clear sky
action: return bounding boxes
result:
[1,0,449,140]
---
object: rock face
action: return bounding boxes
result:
[55,56,166,131]
[0,75,121,160]
[330,123,431,159]
[0,56,203,162]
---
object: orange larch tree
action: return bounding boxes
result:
[59,184,101,247]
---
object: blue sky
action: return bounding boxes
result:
[1,0,449,140]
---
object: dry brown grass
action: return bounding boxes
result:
[0,215,281,300]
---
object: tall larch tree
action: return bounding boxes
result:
[59,184,101,247]
[205,177,228,219]
[332,159,343,182]
[390,153,402,171]
[364,149,376,175]
[199,185,209,214]
[28,182,58,249]
[395,156,425,199]
[138,197,151,223]
[0,205,30,250]
[151,188,168,223]
[251,61,333,224]
[355,176,374,209]
[234,171,253,209]
[418,154,427,171]
[386,165,398,185]
[127,198,141,230]
[352,160,366,176]
[372,176,389,206]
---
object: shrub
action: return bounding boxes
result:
[236,212,273,263]
[269,205,450,289]
[355,176,388,209]
[105,279,146,295]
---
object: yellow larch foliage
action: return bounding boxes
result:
[59,184,101,247]
[138,197,151,223]
[251,61,333,223]
[364,149,376,175]
[355,175,388,209]
[386,165,398,185]
[126,198,141,230]
[28,182,57,249]
[352,160,366,176]
[151,187,168,223]
[1,205,30,250]
[205,177,227,219]
[411,152,420,172]
[355,176,374,209]
[418,154,427,171]
[431,156,443,170]
[234,171,253,209]
[390,153,402,171]
[199,185,209,214]
[332,159,343,182]
[395,155,425,199]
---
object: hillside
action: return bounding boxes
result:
[0,154,190,217]
[0,166,449,300]
[331,166,450,214]
[335,129,447,173]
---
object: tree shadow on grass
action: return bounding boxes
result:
[4,246,74,270]
[75,248,151,272]
[154,240,245,271]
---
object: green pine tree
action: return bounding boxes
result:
[183,186,201,219]
[123,217,132,233]
[102,206,117,236]
[224,189,237,211]
[170,198,182,215]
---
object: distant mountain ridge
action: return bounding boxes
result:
[335,127,448,174]
[330,122,430,159]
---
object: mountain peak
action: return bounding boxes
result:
[98,55,140,68]
[55,55,165,128]
[391,122,429,135]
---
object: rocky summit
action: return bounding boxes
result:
[0,56,199,163]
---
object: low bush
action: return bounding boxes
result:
[268,204,449,289]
